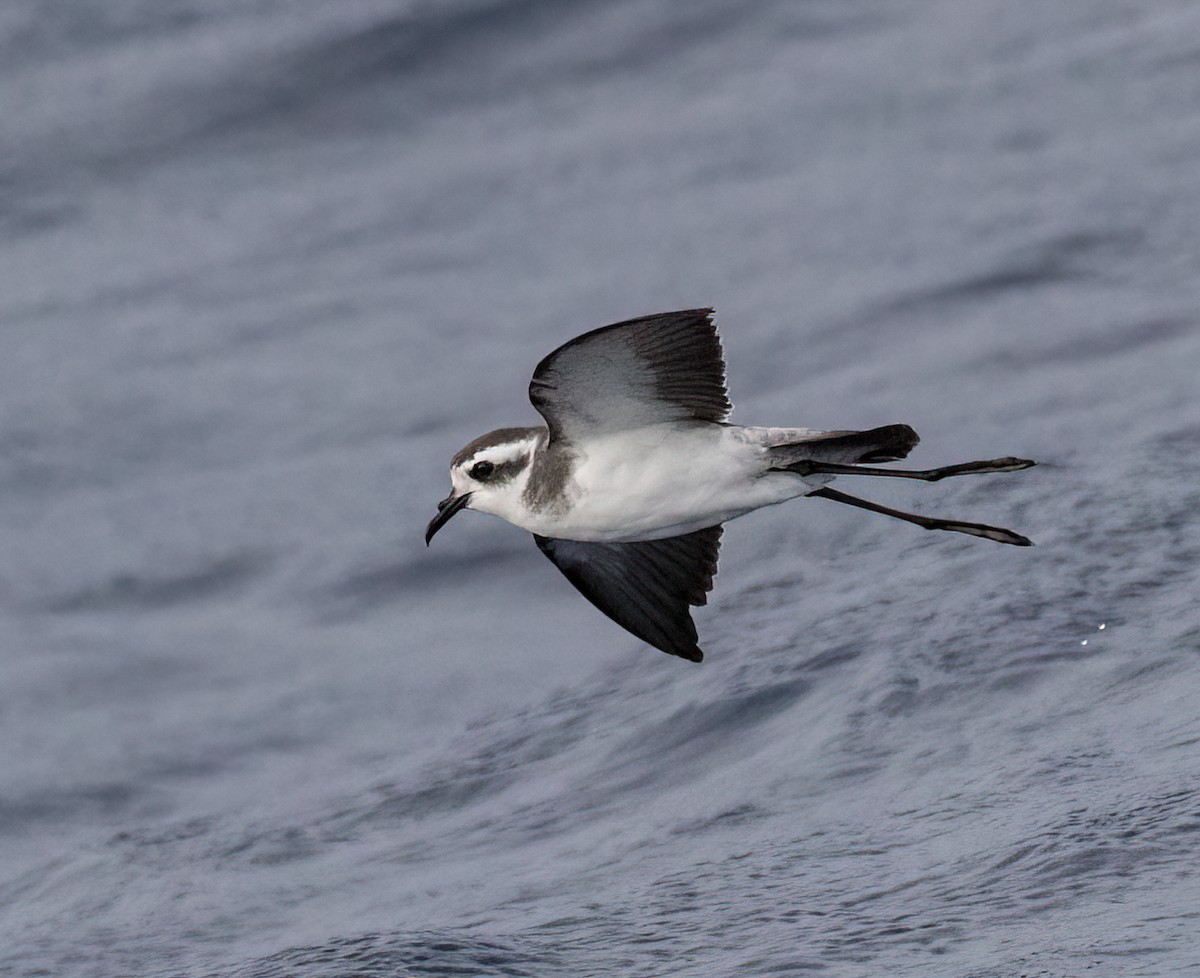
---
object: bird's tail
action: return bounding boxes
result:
[764,424,919,467]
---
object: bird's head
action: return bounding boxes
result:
[425,427,541,545]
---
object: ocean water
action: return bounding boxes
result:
[3,1,1200,975]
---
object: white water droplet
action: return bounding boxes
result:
[1098,623,1106,630]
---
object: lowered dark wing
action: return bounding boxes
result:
[533,525,723,662]
[528,309,731,444]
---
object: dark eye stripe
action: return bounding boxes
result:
[467,455,528,484]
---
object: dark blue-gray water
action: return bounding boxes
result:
[3,1,1200,976]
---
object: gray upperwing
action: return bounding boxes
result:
[533,525,723,662]
[528,309,731,444]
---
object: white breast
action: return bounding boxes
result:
[516,424,807,542]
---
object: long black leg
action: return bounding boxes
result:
[785,456,1035,482]
[808,486,1033,546]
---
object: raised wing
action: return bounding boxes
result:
[533,525,723,662]
[528,309,731,443]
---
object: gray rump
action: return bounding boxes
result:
[765,424,919,467]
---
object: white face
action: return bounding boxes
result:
[449,440,534,517]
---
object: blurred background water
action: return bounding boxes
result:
[2,1,1200,976]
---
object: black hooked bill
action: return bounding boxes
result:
[425,491,472,545]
